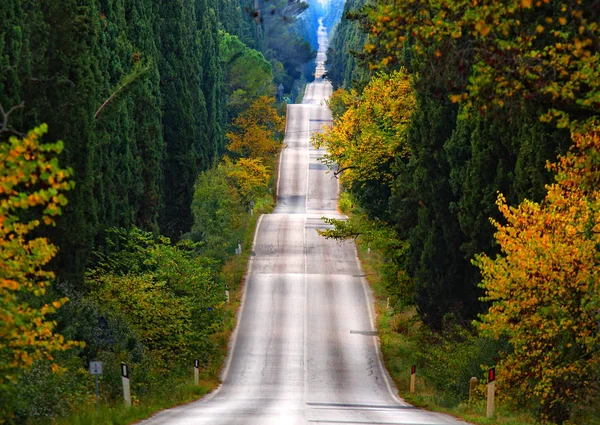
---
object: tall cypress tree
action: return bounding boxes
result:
[158,0,207,239]
[327,0,369,90]
[24,1,105,280]
[0,0,25,121]
[198,0,225,159]
[124,0,164,231]
[391,93,477,330]
[217,0,254,48]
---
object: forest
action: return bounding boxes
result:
[320,1,599,424]
[0,1,316,423]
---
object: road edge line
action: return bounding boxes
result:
[355,241,407,406]
[276,104,290,198]
[200,214,265,403]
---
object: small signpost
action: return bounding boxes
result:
[469,376,478,399]
[89,361,103,409]
[487,367,496,418]
[410,365,416,393]
[121,363,131,407]
[194,359,200,386]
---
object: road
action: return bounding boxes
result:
[140,20,468,425]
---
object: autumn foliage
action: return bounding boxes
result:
[224,157,270,203]
[475,131,600,420]
[190,96,282,254]
[226,96,285,159]
[367,0,600,130]
[0,125,77,386]
[312,70,415,189]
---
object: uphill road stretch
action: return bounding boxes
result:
[139,19,471,425]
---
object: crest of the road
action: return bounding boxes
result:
[140,19,470,425]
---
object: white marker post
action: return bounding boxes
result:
[410,365,416,393]
[237,239,242,255]
[194,359,200,386]
[469,376,478,399]
[89,361,103,409]
[487,368,495,418]
[225,286,230,304]
[121,363,131,407]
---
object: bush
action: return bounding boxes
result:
[415,315,510,405]
[338,191,353,214]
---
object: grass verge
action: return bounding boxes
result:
[355,241,541,425]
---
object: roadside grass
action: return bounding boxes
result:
[55,380,216,425]
[356,241,542,425]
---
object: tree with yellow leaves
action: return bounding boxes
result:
[367,0,600,131]
[226,96,285,160]
[0,125,77,396]
[474,131,600,423]
[223,157,270,203]
[312,70,415,190]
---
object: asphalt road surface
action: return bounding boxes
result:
[140,20,469,425]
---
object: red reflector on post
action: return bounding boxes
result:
[488,367,495,383]
[411,365,416,375]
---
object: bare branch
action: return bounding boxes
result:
[333,165,356,178]
[94,89,124,120]
[94,62,150,119]
[0,102,25,137]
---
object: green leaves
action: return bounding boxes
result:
[88,227,224,373]
[312,71,415,190]
[221,31,274,118]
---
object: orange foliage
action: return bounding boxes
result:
[475,131,600,416]
[0,125,79,384]
[226,96,284,159]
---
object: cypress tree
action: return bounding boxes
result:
[327,0,369,90]
[197,0,225,160]
[27,1,105,280]
[0,0,24,122]
[217,0,254,48]
[158,0,207,239]
[395,93,477,330]
[124,0,165,231]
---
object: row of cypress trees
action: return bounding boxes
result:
[327,3,572,329]
[326,0,369,90]
[0,0,310,284]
